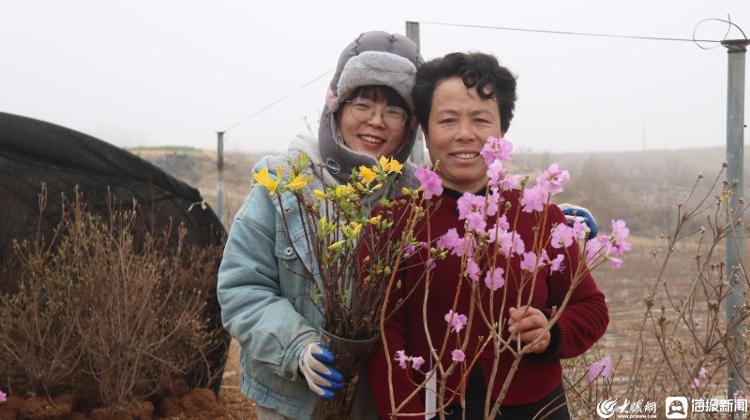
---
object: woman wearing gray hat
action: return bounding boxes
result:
[217,31,423,419]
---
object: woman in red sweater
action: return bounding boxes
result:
[367,52,609,419]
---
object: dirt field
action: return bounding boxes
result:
[219,340,258,419]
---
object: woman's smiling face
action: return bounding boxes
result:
[426,76,504,193]
[337,91,408,159]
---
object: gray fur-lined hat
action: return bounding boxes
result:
[318,31,423,185]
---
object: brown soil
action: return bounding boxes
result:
[0,339,256,419]
[217,338,258,420]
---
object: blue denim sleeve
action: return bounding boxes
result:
[217,159,319,382]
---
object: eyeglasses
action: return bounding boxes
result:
[345,98,408,130]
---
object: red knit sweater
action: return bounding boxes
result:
[367,189,609,419]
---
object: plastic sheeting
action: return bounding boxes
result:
[0,111,230,395]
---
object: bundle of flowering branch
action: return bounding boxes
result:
[381,137,631,419]
[251,154,430,340]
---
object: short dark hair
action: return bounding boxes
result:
[412,52,517,134]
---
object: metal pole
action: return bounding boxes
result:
[216,131,225,223]
[723,38,749,404]
[406,21,427,165]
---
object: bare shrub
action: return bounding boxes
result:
[0,186,223,410]
[0,186,88,396]
[562,166,750,418]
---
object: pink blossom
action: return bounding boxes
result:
[585,221,631,265]
[609,219,631,257]
[499,174,522,191]
[451,349,466,362]
[416,166,443,199]
[484,267,505,291]
[572,219,588,240]
[609,257,622,269]
[395,350,425,370]
[536,164,570,196]
[521,186,548,213]
[690,368,708,390]
[411,356,425,370]
[486,160,508,190]
[487,228,498,244]
[404,244,416,256]
[520,251,548,272]
[611,219,629,242]
[480,136,513,165]
[585,237,605,265]
[486,190,500,216]
[490,229,524,258]
[0,390,6,403]
[426,258,436,270]
[490,228,511,255]
[457,193,485,221]
[587,355,613,381]
[465,211,487,233]
[462,239,476,258]
[551,223,574,249]
[465,258,481,281]
[437,229,460,250]
[444,310,468,333]
[437,229,470,257]
[520,252,537,272]
[495,215,509,231]
[395,350,408,369]
[550,254,565,272]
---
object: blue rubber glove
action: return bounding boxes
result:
[298,342,344,399]
[559,203,598,240]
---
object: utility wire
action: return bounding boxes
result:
[223,69,332,133]
[222,20,734,134]
[221,26,408,134]
[421,21,725,43]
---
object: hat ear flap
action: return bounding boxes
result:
[325,87,336,111]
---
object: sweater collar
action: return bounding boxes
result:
[441,185,488,200]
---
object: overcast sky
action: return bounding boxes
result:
[1,0,748,154]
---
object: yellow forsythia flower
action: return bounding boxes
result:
[328,240,345,251]
[379,156,403,174]
[378,155,389,169]
[334,184,355,198]
[387,158,403,174]
[358,165,377,185]
[286,173,310,190]
[252,168,279,194]
[313,189,326,200]
[349,222,362,237]
[368,215,382,225]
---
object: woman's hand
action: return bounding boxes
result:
[507,306,550,353]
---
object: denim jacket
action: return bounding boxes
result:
[218,152,324,418]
